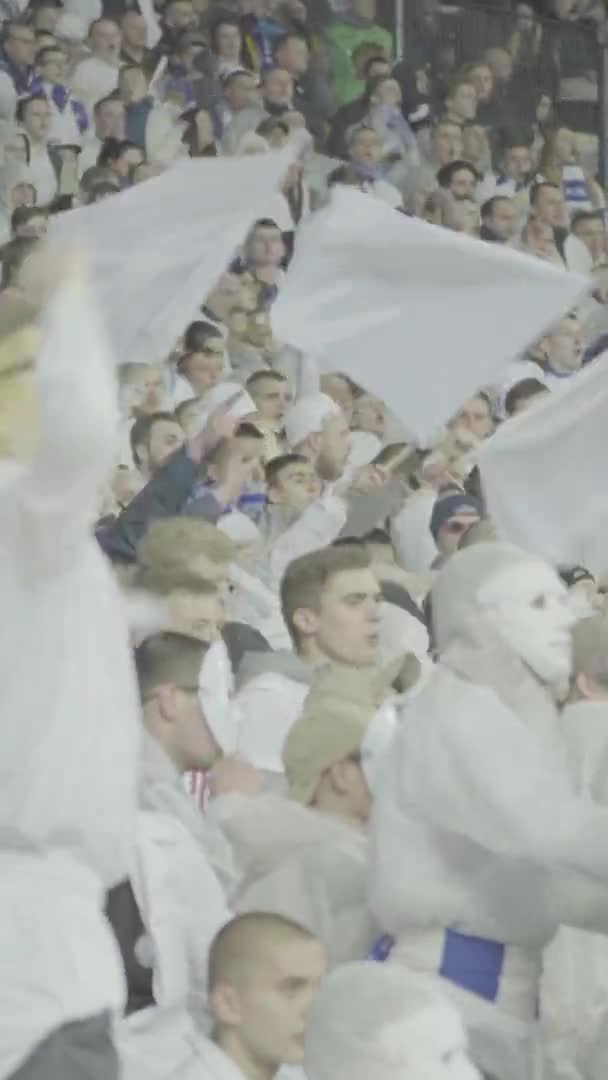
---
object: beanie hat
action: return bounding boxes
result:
[429,491,482,541]
[284,393,340,448]
[559,565,595,589]
[283,660,401,805]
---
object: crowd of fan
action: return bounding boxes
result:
[5,2,608,1080]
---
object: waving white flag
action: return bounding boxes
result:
[272,187,589,443]
[51,153,289,368]
[477,357,608,574]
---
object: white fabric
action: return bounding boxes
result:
[69,55,119,118]
[232,672,309,773]
[391,490,438,573]
[477,358,608,575]
[284,392,340,447]
[212,794,377,966]
[199,638,238,755]
[138,0,162,49]
[70,55,118,118]
[0,267,140,889]
[541,700,608,1080]
[170,1032,247,1080]
[272,187,589,444]
[118,1006,199,1080]
[24,139,58,207]
[132,809,231,1011]
[0,850,126,1079]
[217,511,260,543]
[42,82,84,147]
[196,382,256,430]
[304,963,479,1080]
[51,152,289,368]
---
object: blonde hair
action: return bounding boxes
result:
[137,517,236,578]
[208,913,317,991]
[134,565,220,596]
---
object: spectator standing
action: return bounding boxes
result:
[70,17,122,120]
[31,45,89,148]
[0,20,36,120]
[327,0,392,108]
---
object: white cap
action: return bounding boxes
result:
[284,392,340,448]
[196,382,256,432]
[217,511,260,544]
[347,430,382,469]
[55,13,88,41]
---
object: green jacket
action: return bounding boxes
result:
[327,19,393,108]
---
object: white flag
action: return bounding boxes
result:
[477,357,608,575]
[272,187,589,443]
[51,153,289,368]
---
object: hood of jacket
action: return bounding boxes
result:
[235,647,317,692]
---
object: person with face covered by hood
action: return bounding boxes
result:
[541,615,608,1080]
[369,542,608,1080]
[209,662,401,968]
[304,963,480,1080]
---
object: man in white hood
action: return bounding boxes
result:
[0,255,139,1078]
[542,614,608,1080]
[210,662,400,967]
[304,962,480,1080]
[369,542,608,1080]
[171,913,326,1080]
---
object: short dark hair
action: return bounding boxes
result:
[365,527,392,546]
[183,320,223,353]
[10,205,46,234]
[35,44,66,64]
[530,180,560,207]
[281,544,371,647]
[274,31,307,56]
[265,452,308,488]
[246,369,287,392]
[94,93,123,115]
[504,377,549,416]
[437,159,481,188]
[256,116,289,139]
[481,195,512,222]
[222,68,254,90]
[234,421,264,440]
[134,631,209,703]
[16,93,48,123]
[252,216,281,231]
[1,236,38,289]
[571,209,603,230]
[97,137,140,167]
[130,410,178,466]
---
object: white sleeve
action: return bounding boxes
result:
[267,493,347,591]
[234,676,307,773]
[0,71,17,120]
[21,268,118,570]
[396,681,608,881]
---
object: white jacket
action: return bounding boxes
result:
[212,794,378,966]
[132,810,231,1013]
[541,700,608,1080]
[0,850,125,1079]
[370,662,608,1080]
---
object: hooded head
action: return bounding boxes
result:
[304,963,480,1080]
[431,542,575,685]
[283,661,401,816]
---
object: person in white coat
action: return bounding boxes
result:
[542,614,608,1080]
[210,662,400,967]
[231,544,385,778]
[131,632,233,1012]
[369,542,608,1080]
[304,962,480,1080]
[0,253,140,1078]
[169,913,326,1080]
